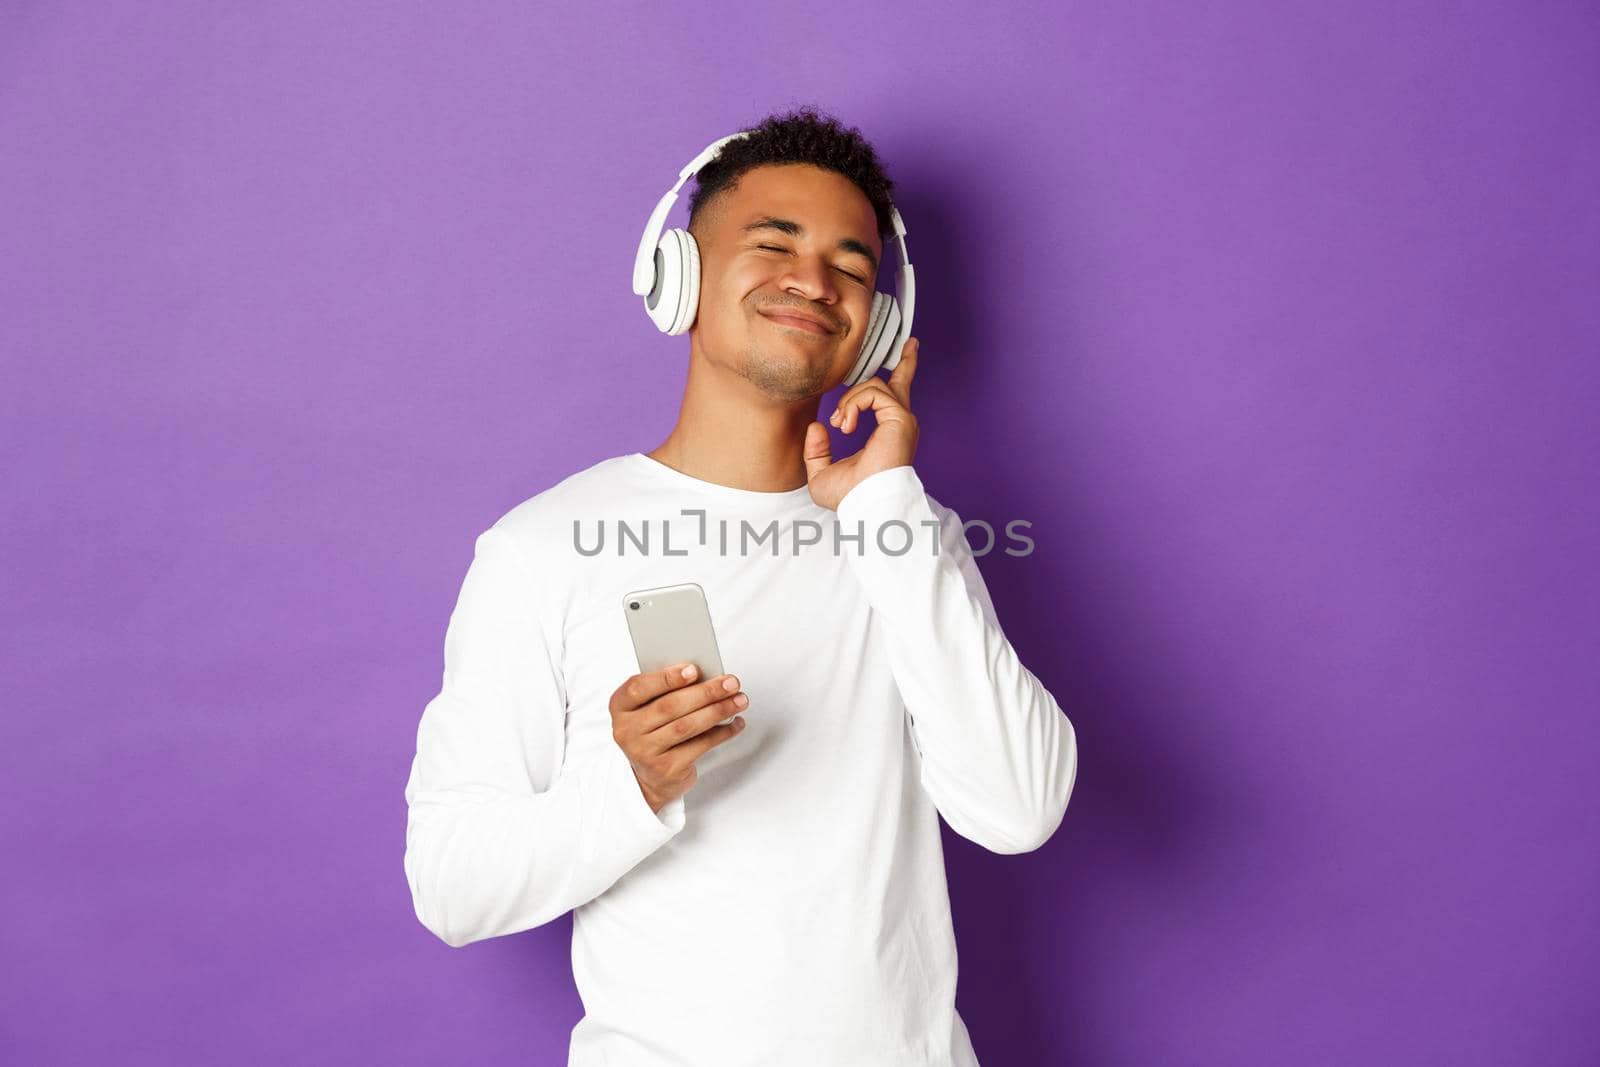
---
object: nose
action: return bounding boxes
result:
[778,254,839,305]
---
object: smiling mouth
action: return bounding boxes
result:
[762,312,832,336]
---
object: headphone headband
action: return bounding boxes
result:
[631,133,748,296]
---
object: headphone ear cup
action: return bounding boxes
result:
[644,228,702,335]
[871,298,903,375]
[644,230,684,334]
[843,294,889,388]
[675,230,700,335]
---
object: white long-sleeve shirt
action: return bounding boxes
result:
[403,453,1078,1067]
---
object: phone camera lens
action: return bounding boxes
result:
[629,601,640,610]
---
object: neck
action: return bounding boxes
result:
[645,336,823,493]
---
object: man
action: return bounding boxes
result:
[403,107,1079,1067]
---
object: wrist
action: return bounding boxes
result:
[632,766,666,813]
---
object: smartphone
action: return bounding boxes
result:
[622,582,725,681]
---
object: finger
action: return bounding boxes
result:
[832,380,892,424]
[830,373,886,423]
[663,716,747,768]
[613,661,704,713]
[639,672,743,733]
[886,336,917,407]
[837,382,907,435]
[830,362,894,424]
[803,420,833,481]
[643,691,750,756]
[838,384,884,434]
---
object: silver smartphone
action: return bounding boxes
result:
[622,582,725,680]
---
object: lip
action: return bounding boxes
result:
[760,309,834,335]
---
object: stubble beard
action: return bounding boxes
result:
[735,337,835,403]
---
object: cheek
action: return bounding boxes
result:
[699,264,766,323]
[843,293,876,339]
[722,261,778,302]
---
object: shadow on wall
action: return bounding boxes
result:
[889,120,1263,1064]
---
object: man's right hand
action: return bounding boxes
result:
[609,664,750,812]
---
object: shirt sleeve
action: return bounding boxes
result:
[834,464,1079,854]
[403,524,686,948]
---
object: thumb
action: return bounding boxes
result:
[802,420,833,482]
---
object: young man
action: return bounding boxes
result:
[403,107,1079,1067]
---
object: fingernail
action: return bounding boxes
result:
[681,664,696,679]
[733,717,746,730]
[734,693,749,708]
[722,676,739,692]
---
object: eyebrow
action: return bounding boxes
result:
[740,215,880,274]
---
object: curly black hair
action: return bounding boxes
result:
[686,105,897,241]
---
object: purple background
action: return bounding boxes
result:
[3,2,1596,1064]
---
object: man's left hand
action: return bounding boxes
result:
[803,336,919,511]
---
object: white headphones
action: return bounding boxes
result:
[630,131,916,388]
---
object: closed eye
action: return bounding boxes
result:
[756,244,867,284]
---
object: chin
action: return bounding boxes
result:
[741,346,830,400]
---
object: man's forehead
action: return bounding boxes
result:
[722,166,880,252]
[720,165,883,262]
